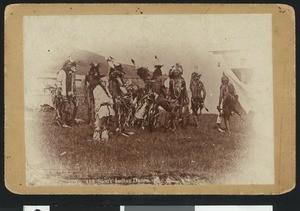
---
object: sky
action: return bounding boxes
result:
[24,14,271,77]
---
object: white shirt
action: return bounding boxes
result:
[93,85,115,117]
[56,69,67,96]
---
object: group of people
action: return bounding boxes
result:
[53,57,240,141]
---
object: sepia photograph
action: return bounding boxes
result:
[4,3,296,195]
[23,13,275,186]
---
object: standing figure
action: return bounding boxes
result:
[152,64,163,80]
[151,64,166,95]
[169,63,189,129]
[151,64,174,128]
[217,74,240,132]
[107,57,129,133]
[190,72,206,126]
[55,59,78,127]
[92,77,115,141]
[108,63,127,98]
[84,63,106,125]
[136,66,152,93]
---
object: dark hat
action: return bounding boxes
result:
[62,59,72,69]
[221,74,229,83]
[70,61,77,67]
[192,72,201,78]
[63,59,77,68]
[90,62,101,68]
[170,63,183,75]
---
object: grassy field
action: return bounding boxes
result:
[25,104,253,186]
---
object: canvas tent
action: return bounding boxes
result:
[24,47,143,110]
[25,46,257,115]
[209,50,255,114]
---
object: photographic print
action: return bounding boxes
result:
[4,4,295,194]
[24,13,274,186]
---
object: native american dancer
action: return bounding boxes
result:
[169,63,189,129]
[190,72,206,127]
[92,76,115,141]
[55,59,78,127]
[106,57,134,136]
[84,63,107,125]
[217,74,241,132]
